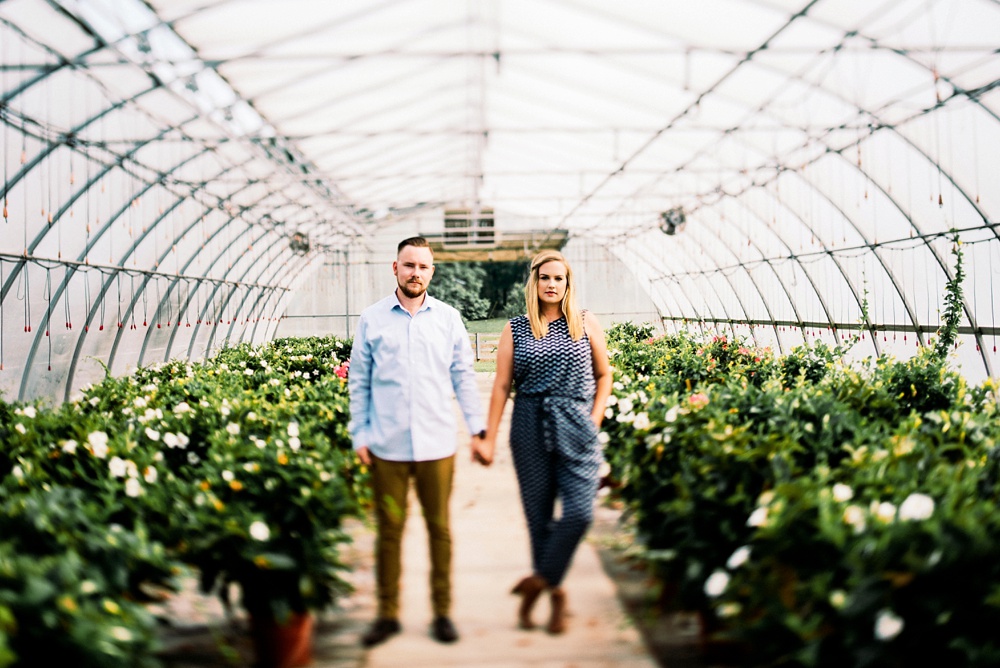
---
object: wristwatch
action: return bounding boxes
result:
[476,430,487,439]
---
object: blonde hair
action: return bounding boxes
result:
[524,250,584,341]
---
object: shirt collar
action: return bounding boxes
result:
[390,290,433,314]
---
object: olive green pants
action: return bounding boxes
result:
[371,453,455,620]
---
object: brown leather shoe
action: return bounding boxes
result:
[547,587,567,634]
[511,574,548,630]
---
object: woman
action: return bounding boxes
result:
[478,250,612,634]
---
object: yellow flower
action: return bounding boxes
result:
[277,453,289,465]
[212,498,225,512]
[103,599,121,615]
[253,555,271,568]
[230,480,243,491]
[199,480,211,491]
[58,596,78,613]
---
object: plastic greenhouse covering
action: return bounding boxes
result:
[1,0,999,402]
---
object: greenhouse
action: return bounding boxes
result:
[2,0,1000,666]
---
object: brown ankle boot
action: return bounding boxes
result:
[511,575,548,630]
[547,587,567,634]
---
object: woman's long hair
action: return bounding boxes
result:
[524,250,584,341]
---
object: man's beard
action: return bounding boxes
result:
[398,279,426,299]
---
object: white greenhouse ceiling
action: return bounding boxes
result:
[1,0,1000,400]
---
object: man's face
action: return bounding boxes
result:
[393,245,435,299]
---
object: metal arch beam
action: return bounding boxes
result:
[14,153,243,400]
[11,4,365,238]
[638,191,822,357]
[191,228,294,357]
[0,114,213,304]
[218,242,309,346]
[611,241,704,327]
[15,146,257,393]
[58,170,264,399]
[107,177,261,371]
[612,230,762,347]
[134,185,274,365]
[160,224,297,360]
[182,219,288,359]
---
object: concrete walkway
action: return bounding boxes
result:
[346,373,658,668]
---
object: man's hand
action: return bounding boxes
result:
[471,435,494,467]
[356,446,372,466]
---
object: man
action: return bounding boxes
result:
[348,236,489,646]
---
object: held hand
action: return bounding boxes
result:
[471,436,494,467]
[356,446,372,466]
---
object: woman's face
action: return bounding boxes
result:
[536,260,568,307]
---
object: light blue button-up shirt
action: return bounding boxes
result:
[348,291,485,462]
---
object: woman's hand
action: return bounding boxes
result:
[472,435,494,466]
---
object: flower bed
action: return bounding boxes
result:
[0,336,365,666]
[602,321,1000,666]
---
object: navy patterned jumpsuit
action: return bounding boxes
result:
[509,314,603,587]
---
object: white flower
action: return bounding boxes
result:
[633,412,651,430]
[269,378,281,386]
[23,406,37,419]
[843,504,866,533]
[133,396,147,408]
[14,423,26,435]
[110,626,133,642]
[606,394,618,407]
[177,433,190,448]
[108,456,127,478]
[873,501,897,524]
[249,520,270,541]
[222,470,235,482]
[874,609,904,641]
[616,411,634,424]
[247,411,257,421]
[80,580,97,594]
[244,369,253,376]
[62,439,78,454]
[125,478,142,497]
[747,507,768,527]
[163,432,180,448]
[89,397,100,407]
[604,407,614,419]
[664,406,679,423]
[829,590,847,610]
[288,437,301,451]
[597,431,610,445]
[226,422,240,435]
[143,467,158,484]
[618,397,634,414]
[145,428,160,442]
[727,546,751,569]
[173,402,192,414]
[12,465,24,480]
[187,452,200,464]
[898,493,935,521]
[832,483,853,503]
[89,431,109,458]
[288,422,300,437]
[704,570,730,597]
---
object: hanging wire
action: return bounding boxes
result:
[44,268,52,369]
[83,267,91,332]
[0,259,4,370]
[64,266,72,330]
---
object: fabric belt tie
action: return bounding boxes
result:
[520,393,600,463]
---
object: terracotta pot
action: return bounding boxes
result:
[250,611,315,668]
